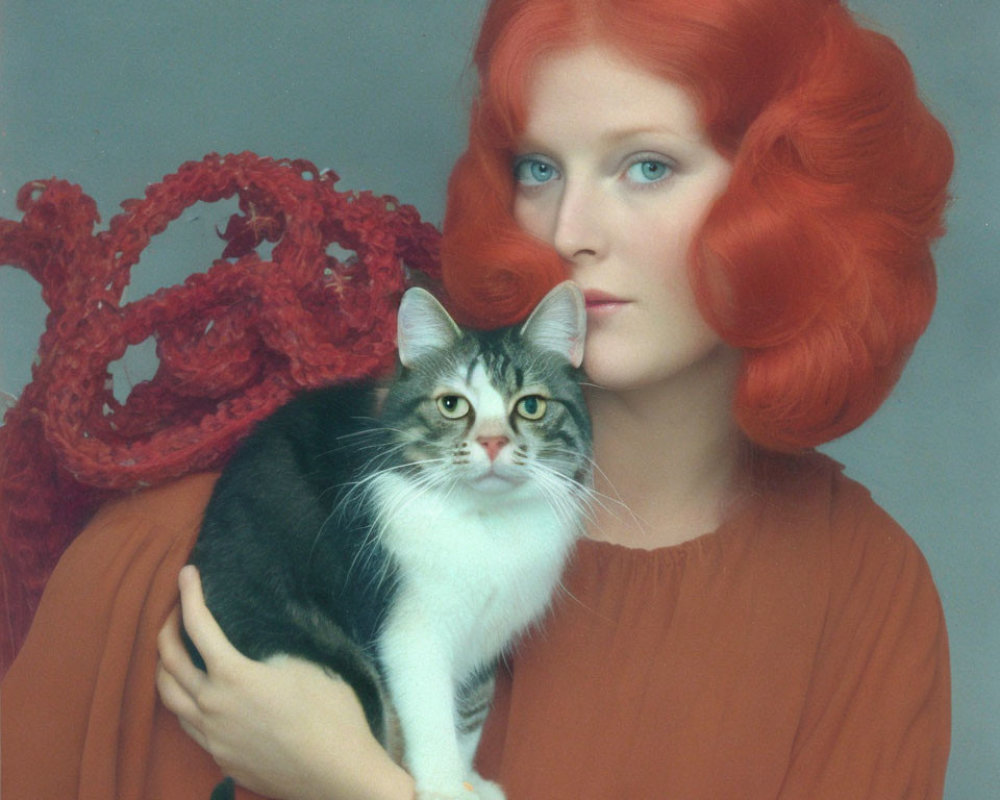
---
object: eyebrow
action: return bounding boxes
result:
[517,124,699,154]
[598,125,699,147]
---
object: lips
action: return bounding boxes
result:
[583,289,630,313]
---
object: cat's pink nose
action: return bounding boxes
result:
[477,435,509,462]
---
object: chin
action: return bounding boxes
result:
[467,472,527,496]
[580,357,647,393]
[474,479,515,495]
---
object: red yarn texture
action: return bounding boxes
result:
[0,152,442,672]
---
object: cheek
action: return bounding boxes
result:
[631,184,722,291]
[512,195,550,242]
[403,413,466,459]
[644,164,731,258]
[620,209,693,291]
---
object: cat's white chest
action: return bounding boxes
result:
[372,472,578,676]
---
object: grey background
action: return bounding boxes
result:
[0,1,996,795]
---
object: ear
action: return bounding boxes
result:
[396,287,462,367]
[519,281,586,368]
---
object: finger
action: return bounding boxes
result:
[156,606,184,666]
[157,605,210,698]
[177,715,209,752]
[177,565,244,673]
[156,663,213,753]
[155,660,203,731]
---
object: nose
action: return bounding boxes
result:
[552,179,604,263]
[477,435,509,462]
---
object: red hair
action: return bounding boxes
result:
[441,0,953,451]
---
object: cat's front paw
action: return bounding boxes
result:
[415,777,505,800]
[465,773,505,800]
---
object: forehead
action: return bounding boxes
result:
[438,330,551,388]
[465,359,509,418]
[519,44,708,150]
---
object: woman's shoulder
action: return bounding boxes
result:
[48,472,221,598]
[756,451,928,560]
[763,450,945,641]
[2,471,225,796]
[96,472,221,526]
[737,450,944,634]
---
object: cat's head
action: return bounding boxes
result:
[382,282,591,496]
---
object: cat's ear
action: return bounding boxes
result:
[519,281,586,368]
[397,288,463,367]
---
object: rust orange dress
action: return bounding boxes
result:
[1,453,950,799]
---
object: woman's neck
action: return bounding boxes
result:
[583,345,745,550]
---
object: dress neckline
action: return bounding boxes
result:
[574,449,833,566]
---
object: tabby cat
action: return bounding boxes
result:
[186,281,592,800]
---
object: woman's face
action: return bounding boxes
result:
[512,45,735,394]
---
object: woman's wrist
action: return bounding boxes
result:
[349,744,414,800]
[303,720,414,800]
[364,758,415,800]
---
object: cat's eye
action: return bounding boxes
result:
[515,395,547,421]
[436,394,471,420]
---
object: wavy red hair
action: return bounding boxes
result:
[441,0,953,451]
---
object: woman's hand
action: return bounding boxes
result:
[156,565,414,800]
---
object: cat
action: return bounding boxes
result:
[186,281,592,800]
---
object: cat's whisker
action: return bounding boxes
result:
[336,453,470,595]
[530,446,636,531]
[579,459,645,531]
[322,451,452,566]
[523,464,592,534]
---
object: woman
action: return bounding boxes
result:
[3,0,952,798]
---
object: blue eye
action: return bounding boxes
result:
[626,159,673,184]
[513,157,558,186]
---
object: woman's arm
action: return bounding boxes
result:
[157,565,415,800]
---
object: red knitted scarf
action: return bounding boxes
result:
[0,152,442,672]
